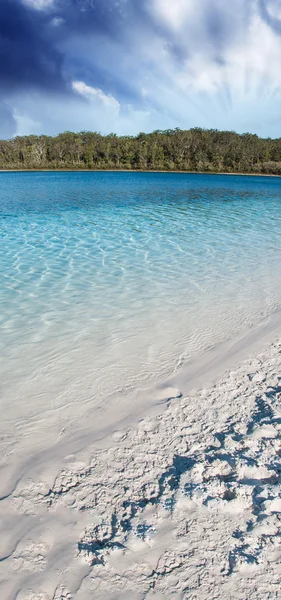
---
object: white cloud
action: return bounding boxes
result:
[266,0,281,19]
[51,16,64,26]
[22,0,55,10]
[150,0,196,31]
[13,110,41,136]
[7,0,281,139]
[9,83,172,138]
[72,80,120,113]
[126,1,281,133]
[179,11,281,98]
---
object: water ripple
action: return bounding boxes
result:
[1,172,281,426]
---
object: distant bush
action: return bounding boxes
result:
[1,128,281,174]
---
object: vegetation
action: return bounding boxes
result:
[2,128,281,174]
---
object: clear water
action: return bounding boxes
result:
[1,171,281,433]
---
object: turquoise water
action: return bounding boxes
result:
[1,172,281,426]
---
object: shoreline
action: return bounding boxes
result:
[0,168,281,177]
[3,309,281,498]
[2,149,281,598]
[2,311,281,597]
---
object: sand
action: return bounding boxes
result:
[2,316,281,599]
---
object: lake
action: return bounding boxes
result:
[1,171,281,459]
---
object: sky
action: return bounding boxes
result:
[1,0,281,138]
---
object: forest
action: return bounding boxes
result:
[1,128,281,174]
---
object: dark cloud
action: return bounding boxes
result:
[0,0,151,102]
[1,0,280,139]
[258,0,281,33]
[202,0,253,56]
[54,0,147,40]
[0,0,155,131]
[55,0,154,102]
[0,0,277,102]
[206,7,235,49]
[0,0,66,92]
[2,0,246,102]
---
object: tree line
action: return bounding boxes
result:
[1,128,281,174]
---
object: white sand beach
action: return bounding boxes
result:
[1,314,281,599]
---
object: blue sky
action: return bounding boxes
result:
[1,0,281,138]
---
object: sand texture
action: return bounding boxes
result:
[2,338,281,598]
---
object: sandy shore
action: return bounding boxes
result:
[0,169,281,177]
[2,318,281,599]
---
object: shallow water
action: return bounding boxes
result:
[1,171,281,436]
